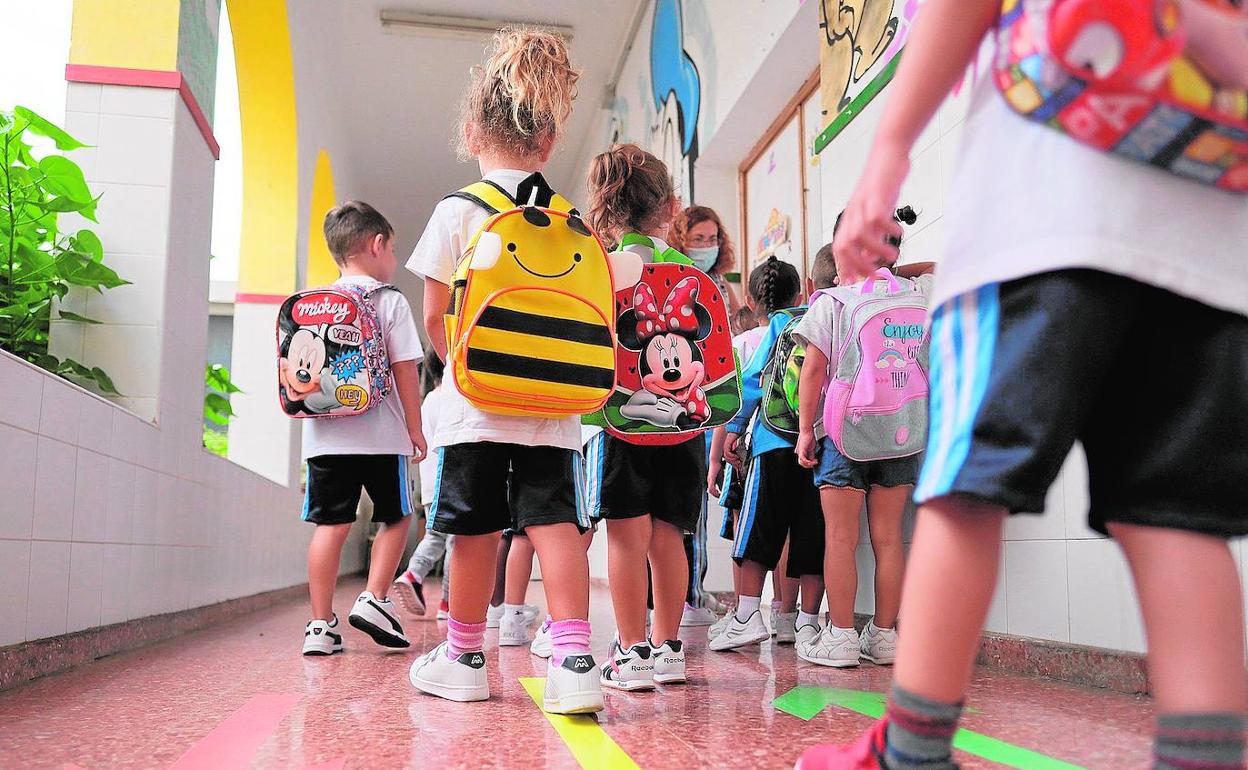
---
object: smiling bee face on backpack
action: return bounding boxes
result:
[468,207,613,293]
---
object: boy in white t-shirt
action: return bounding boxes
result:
[300,201,427,656]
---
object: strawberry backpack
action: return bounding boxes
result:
[994,0,1248,193]
[821,269,931,461]
[277,282,394,418]
[585,252,741,446]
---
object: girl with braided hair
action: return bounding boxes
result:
[709,257,827,653]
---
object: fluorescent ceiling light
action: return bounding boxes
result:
[379,11,573,43]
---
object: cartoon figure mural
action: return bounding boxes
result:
[650,0,702,202]
[820,0,901,115]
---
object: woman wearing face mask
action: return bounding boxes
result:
[671,206,742,316]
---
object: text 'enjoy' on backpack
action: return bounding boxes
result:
[443,176,641,417]
[821,269,931,462]
[277,282,394,418]
[994,0,1248,193]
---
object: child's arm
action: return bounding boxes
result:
[796,346,829,469]
[423,279,451,363]
[707,425,727,497]
[836,0,998,284]
[392,360,428,461]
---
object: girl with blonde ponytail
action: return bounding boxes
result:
[407,27,604,716]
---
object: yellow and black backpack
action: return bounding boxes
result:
[443,174,637,417]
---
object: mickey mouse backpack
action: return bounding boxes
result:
[994,0,1248,192]
[443,174,642,417]
[276,282,394,418]
[585,235,741,446]
[821,269,931,462]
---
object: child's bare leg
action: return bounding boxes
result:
[893,496,1006,702]
[527,522,590,621]
[1110,522,1246,713]
[865,485,910,628]
[737,559,768,612]
[366,518,410,599]
[821,487,866,627]
[308,523,353,620]
[649,519,689,644]
[606,516,652,646]
[489,532,512,607]
[777,537,800,613]
[799,574,825,614]
[449,532,503,624]
[504,533,536,606]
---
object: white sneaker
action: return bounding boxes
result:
[680,604,718,626]
[794,619,822,651]
[796,624,861,668]
[599,639,655,691]
[651,639,686,684]
[707,609,733,640]
[499,607,535,646]
[391,571,427,617]
[860,621,898,665]
[409,641,489,702]
[544,653,604,714]
[520,604,542,624]
[708,611,770,651]
[530,620,552,658]
[773,611,798,644]
[486,603,504,629]
[348,591,410,648]
[302,615,343,656]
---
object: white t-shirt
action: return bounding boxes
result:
[301,275,424,460]
[417,384,445,505]
[934,74,1248,317]
[732,325,768,369]
[406,169,582,451]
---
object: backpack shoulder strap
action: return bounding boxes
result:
[443,181,516,216]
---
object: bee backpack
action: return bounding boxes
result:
[995,0,1248,193]
[820,269,931,462]
[277,282,394,418]
[586,238,741,446]
[443,174,641,417]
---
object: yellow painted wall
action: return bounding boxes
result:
[307,150,340,288]
[70,0,181,71]
[227,0,299,297]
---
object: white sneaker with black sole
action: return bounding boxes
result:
[348,591,410,648]
[302,615,344,656]
[651,639,686,684]
[773,611,798,644]
[530,620,552,658]
[708,611,770,651]
[796,624,861,668]
[499,607,535,646]
[544,653,604,714]
[599,639,655,691]
[409,641,489,702]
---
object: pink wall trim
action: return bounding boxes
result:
[64,64,221,160]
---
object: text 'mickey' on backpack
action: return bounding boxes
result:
[277,283,395,418]
[442,177,643,417]
[822,268,931,462]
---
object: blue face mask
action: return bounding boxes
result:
[686,246,719,272]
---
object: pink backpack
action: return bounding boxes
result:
[820,269,931,462]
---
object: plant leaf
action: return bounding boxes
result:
[90,366,119,395]
[37,155,92,204]
[14,107,87,151]
[74,229,103,262]
[56,310,101,324]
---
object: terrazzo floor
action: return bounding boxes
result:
[0,577,1154,769]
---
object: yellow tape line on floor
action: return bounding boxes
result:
[519,677,642,770]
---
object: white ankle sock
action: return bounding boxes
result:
[736,595,761,622]
[797,610,820,629]
[503,603,524,618]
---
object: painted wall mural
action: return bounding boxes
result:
[815,0,921,153]
[649,0,703,201]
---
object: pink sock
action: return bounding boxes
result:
[446,617,486,660]
[549,619,591,666]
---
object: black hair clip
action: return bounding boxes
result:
[894,206,918,226]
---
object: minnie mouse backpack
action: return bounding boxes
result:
[994,0,1248,193]
[584,247,741,446]
[276,282,394,418]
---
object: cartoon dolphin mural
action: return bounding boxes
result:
[650,0,701,201]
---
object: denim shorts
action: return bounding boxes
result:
[814,437,920,492]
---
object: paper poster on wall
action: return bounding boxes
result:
[814,0,921,154]
[757,209,794,261]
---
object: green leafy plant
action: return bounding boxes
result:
[1,106,128,394]
[204,363,242,457]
